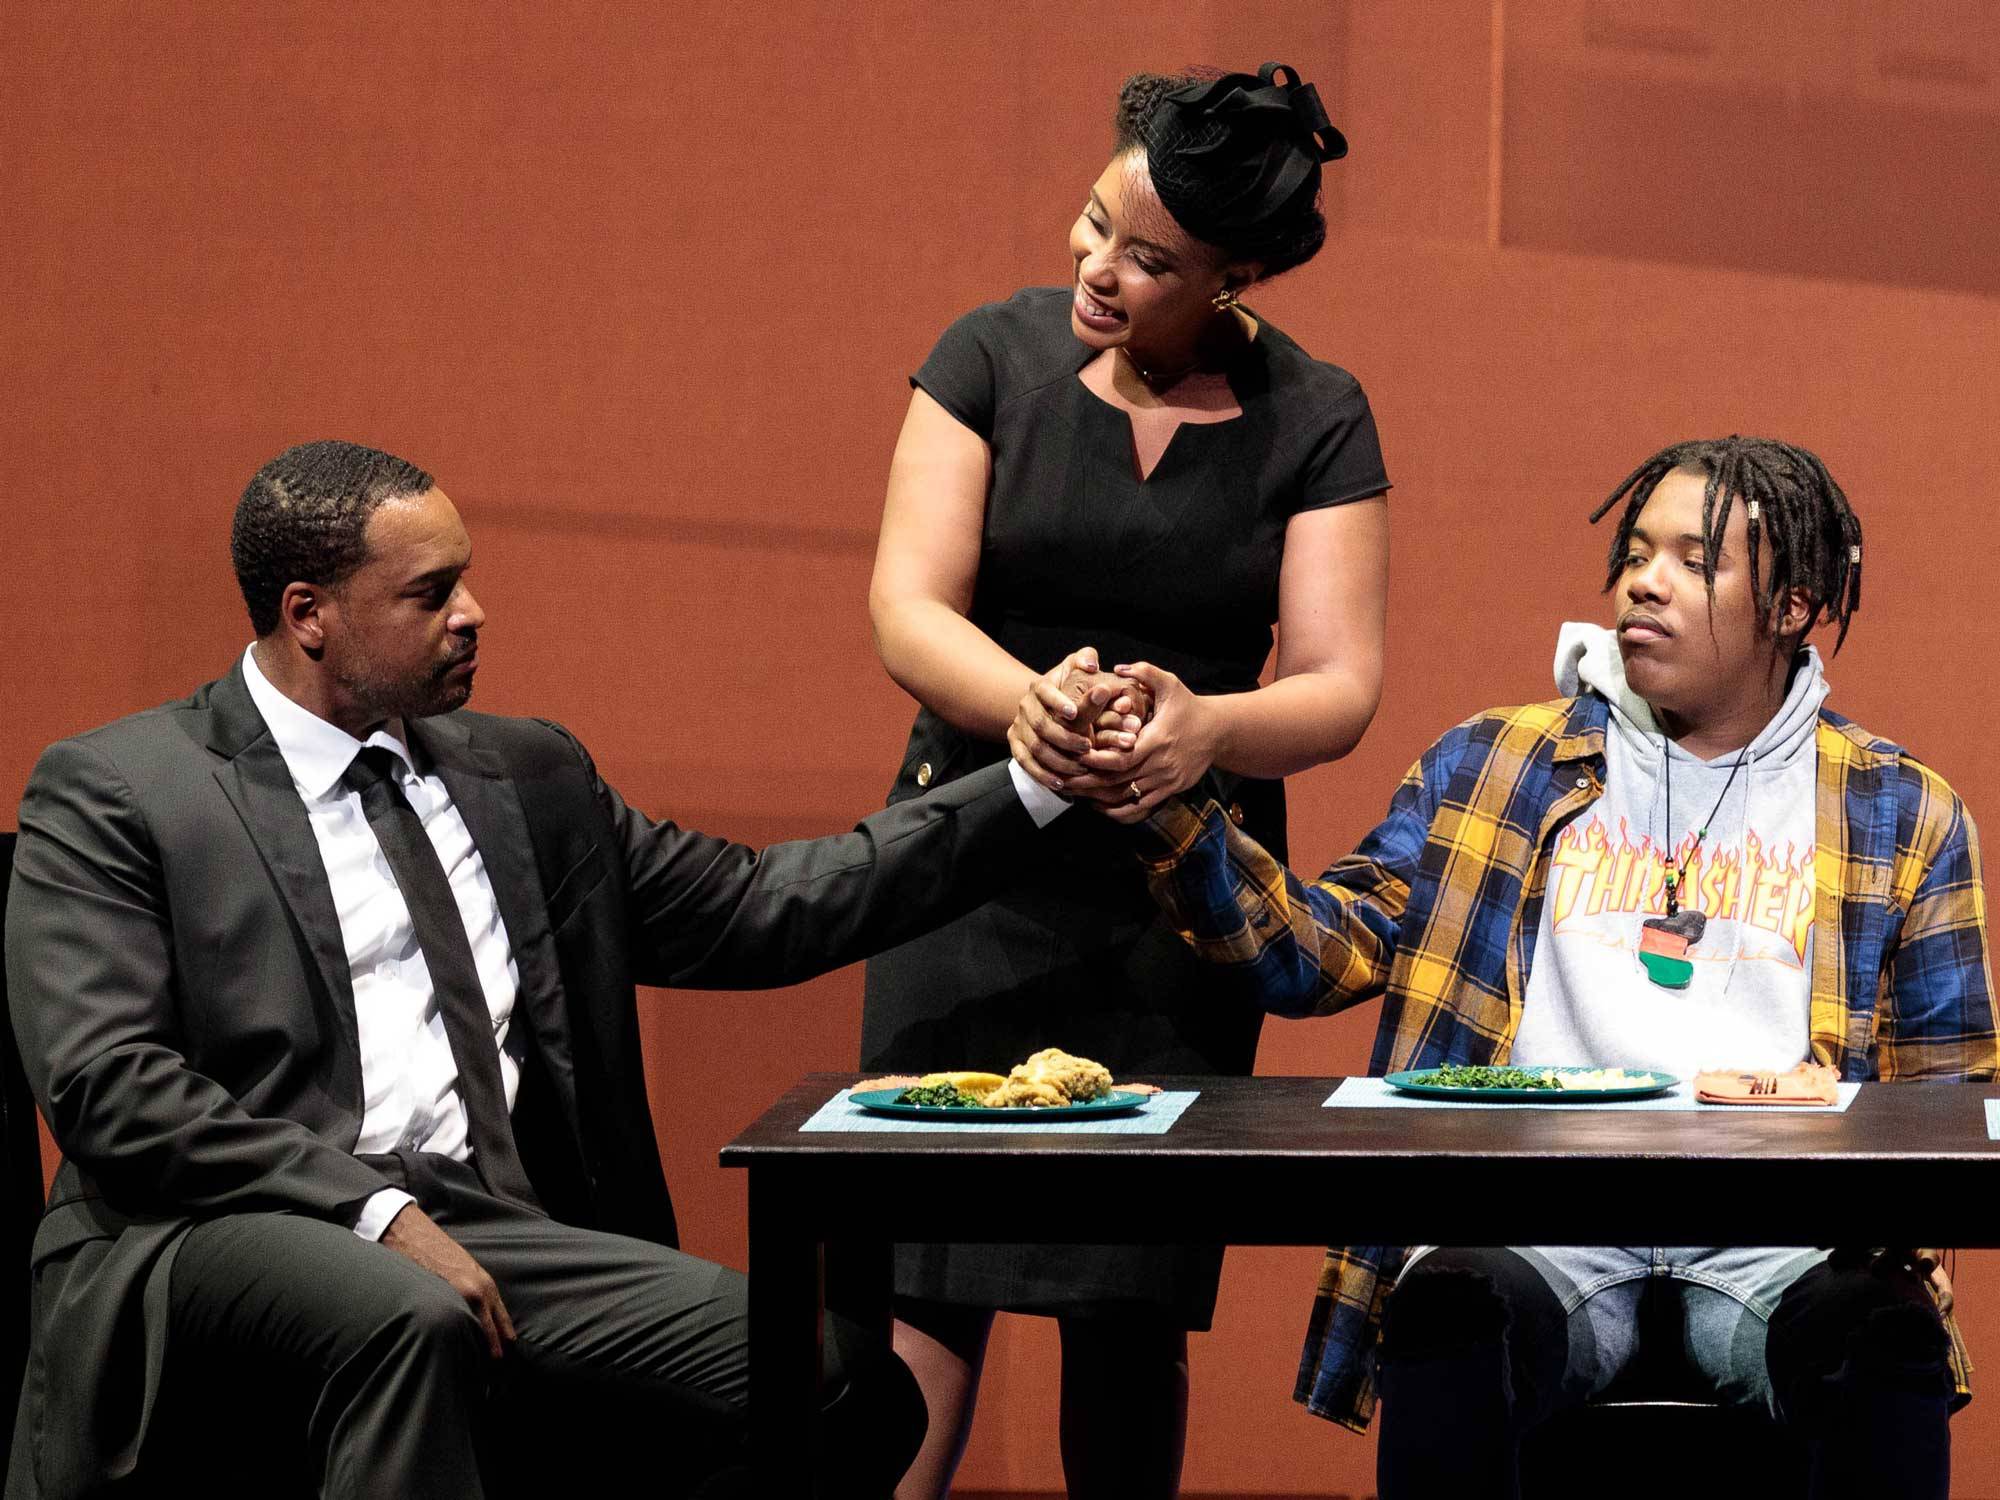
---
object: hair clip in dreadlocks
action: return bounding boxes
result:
[1589,437,1863,653]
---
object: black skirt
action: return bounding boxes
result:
[860,722,1281,1328]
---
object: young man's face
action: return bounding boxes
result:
[319,487,485,726]
[1612,467,1785,723]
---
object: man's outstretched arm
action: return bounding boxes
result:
[542,722,1052,992]
[1133,757,1438,1020]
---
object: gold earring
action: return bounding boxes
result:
[1212,287,1239,313]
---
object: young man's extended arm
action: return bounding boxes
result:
[1134,749,1446,1019]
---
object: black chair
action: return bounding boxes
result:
[3,831,42,1480]
[1518,1273,1807,1499]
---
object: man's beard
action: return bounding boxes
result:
[332,648,473,723]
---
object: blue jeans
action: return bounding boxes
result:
[1379,1245,1952,1500]
[1405,1244,1828,1416]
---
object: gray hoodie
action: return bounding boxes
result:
[1510,623,1825,1076]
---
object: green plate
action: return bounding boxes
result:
[1382,1067,1678,1102]
[848,1088,1151,1120]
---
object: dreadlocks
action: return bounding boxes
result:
[1589,436,1864,653]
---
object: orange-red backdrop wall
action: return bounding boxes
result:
[6,4,1999,1495]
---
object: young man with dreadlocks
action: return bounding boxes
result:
[1037,437,1994,1498]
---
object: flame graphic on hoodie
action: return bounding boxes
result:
[1547,816,1814,964]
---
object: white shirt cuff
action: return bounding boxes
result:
[353,1186,418,1242]
[1008,760,1071,828]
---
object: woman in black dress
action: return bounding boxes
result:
[864,64,1390,1497]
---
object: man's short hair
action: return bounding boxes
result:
[231,440,435,636]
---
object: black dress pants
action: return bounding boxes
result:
[147,1154,922,1499]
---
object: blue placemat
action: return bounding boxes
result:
[1323,1076,1860,1113]
[800,1089,1200,1134]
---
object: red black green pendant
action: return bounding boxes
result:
[1639,889,1708,990]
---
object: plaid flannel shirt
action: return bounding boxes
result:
[1141,692,1996,1430]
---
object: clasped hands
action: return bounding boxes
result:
[1007,646,1219,824]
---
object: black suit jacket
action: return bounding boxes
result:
[4,663,1036,1499]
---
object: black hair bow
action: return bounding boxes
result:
[1144,62,1347,252]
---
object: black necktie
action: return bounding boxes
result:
[343,745,540,1210]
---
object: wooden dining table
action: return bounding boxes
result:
[720,1071,2000,1493]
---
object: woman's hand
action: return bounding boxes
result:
[1007,648,1144,794]
[1073,661,1222,824]
[1060,665,1152,745]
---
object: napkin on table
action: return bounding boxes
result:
[1693,1063,1840,1106]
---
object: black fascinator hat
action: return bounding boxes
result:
[1133,62,1344,272]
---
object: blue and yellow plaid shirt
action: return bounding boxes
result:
[1142,692,1996,1430]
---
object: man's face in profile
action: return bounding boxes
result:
[319,487,484,725]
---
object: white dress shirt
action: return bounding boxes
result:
[1008,760,1069,828]
[241,646,1065,1241]
[242,646,522,1241]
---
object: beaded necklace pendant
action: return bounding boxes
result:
[1640,901,1708,989]
[1646,734,1744,989]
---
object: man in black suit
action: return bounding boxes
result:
[4,441,1088,1499]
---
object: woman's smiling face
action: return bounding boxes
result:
[1067,151,1232,364]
